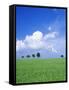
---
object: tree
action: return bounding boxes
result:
[21,56,24,58]
[36,52,40,58]
[32,54,35,58]
[61,55,64,58]
[26,55,30,58]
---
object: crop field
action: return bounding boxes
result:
[16,58,66,84]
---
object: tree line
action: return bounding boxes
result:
[21,52,64,59]
[21,52,40,58]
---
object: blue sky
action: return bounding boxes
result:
[16,6,66,58]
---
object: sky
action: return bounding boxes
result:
[16,6,66,59]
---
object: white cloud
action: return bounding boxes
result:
[32,31,43,41]
[48,26,52,31]
[24,31,43,42]
[23,31,44,49]
[51,47,57,53]
[16,40,26,51]
[16,31,58,53]
[44,31,58,40]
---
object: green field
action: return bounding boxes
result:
[16,58,66,83]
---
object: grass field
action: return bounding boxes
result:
[16,58,66,84]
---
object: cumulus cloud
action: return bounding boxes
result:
[44,31,58,40]
[16,40,26,51]
[16,31,58,53]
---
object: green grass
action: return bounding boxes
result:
[16,58,66,83]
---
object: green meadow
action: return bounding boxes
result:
[16,58,66,84]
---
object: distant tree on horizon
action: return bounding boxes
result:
[32,54,35,58]
[26,55,30,58]
[60,55,64,58]
[21,56,24,58]
[36,52,40,58]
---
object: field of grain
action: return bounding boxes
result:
[16,58,66,84]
